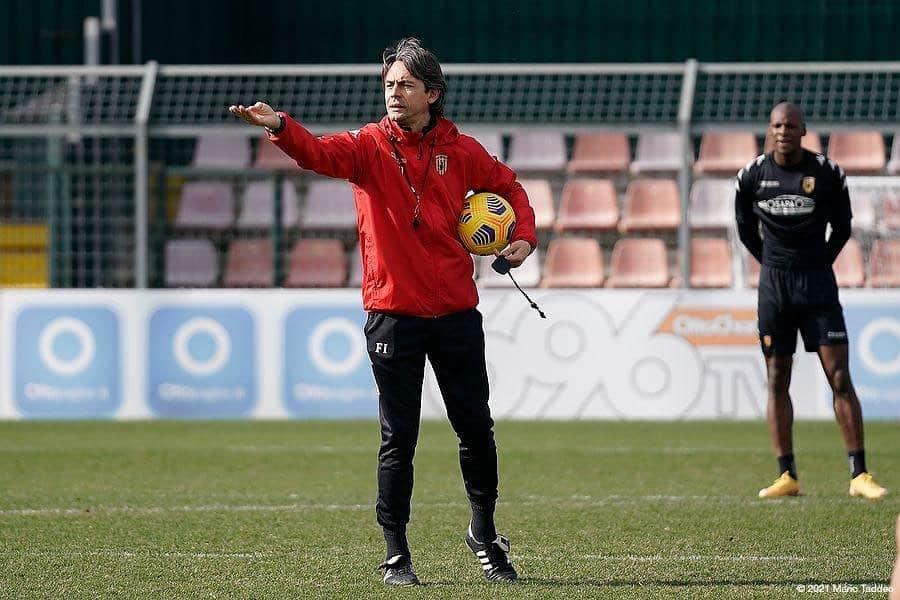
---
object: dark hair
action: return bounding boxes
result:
[382,37,447,118]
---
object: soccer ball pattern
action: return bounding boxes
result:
[457,193,517,255]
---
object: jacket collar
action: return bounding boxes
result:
[378,115,459,146]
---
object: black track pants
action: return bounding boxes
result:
[365,308,498,530]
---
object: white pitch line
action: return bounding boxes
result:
[7,551,817,563]
[517,554,811,563]
[0,494,869,518]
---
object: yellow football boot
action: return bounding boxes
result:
[758,471,800,499]
[849,472,887,499]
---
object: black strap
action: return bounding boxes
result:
[507,270,546,319]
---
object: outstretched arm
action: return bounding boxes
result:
[228,102,361,182]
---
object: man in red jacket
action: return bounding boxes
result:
[230,38,536,586]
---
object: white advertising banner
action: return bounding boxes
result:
[0,289,897,420]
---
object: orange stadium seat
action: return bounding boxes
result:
[519,179,555,230]
[554,179,619,232]
[690,237,732,288]
[689,179,734,230]
[568,133,630,174]
[540,238,604,288]
[506,131,567,172]
[833,238,865,288]
[285,239,347,287]
[868,239,900,287]
[606,238,669,288]
[694,132,758,176]
[223,238,273,287]
[619,179,680,232]
[828,132,886,175]
[165,239,218,287]
[630,131,682,174]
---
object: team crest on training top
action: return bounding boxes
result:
[802,176,815,194]
[435,154,448,175]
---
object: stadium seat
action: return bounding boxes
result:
[478,250,542,287]
[519,179,555,230]
[828,132,886,174]
[236,180,300,230]
[763,131,823,154]
[868,239,900,287]
[568,133,630,174]
[606,238,669,288]
[846,187,877,231]
[689,179,733,229]
[744,252,761,288]
[191,135,251,168]
[506,131,567,172]
[174,181,235,230]
[690,238,732,288]
[540,238,604,288]
[223,238,273,287]
[0,252,48,287]
[619,179,680,232]
[285,239,347,287]
[554,179,619,232]
[301,180,357,230]
[254,137,299,169]
[164,239,218,287]
[630,131,682,174]
[465,129,504,160]
[887,133,900,175]
[694,132,758,176]
[833,238,865,288]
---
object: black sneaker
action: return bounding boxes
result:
[465,526,518,582]
[376,554,420,586]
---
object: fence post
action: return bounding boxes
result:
[677,59,698,289]
[134,61,158,289]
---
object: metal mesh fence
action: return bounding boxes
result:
[1,62,899,289]
[151,66,685,127]
[693,65,900,126]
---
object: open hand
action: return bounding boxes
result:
[496,239,533,268]
[228,102,280,129]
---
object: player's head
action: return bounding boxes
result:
[382,38,446,126]
[768,102,807,159]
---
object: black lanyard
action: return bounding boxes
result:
[389,135,435,230]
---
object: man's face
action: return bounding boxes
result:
[768,106,806,157]
[384,61,438,127]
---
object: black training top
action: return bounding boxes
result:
[734,149,852,270]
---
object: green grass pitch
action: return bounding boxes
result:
[1,420,897,599]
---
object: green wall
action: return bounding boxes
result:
[3,0,899,65]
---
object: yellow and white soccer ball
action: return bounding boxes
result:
[457,193,517,255]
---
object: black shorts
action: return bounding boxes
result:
[757,265,848,356]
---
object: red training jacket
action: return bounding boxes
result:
[268,114,537,317]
